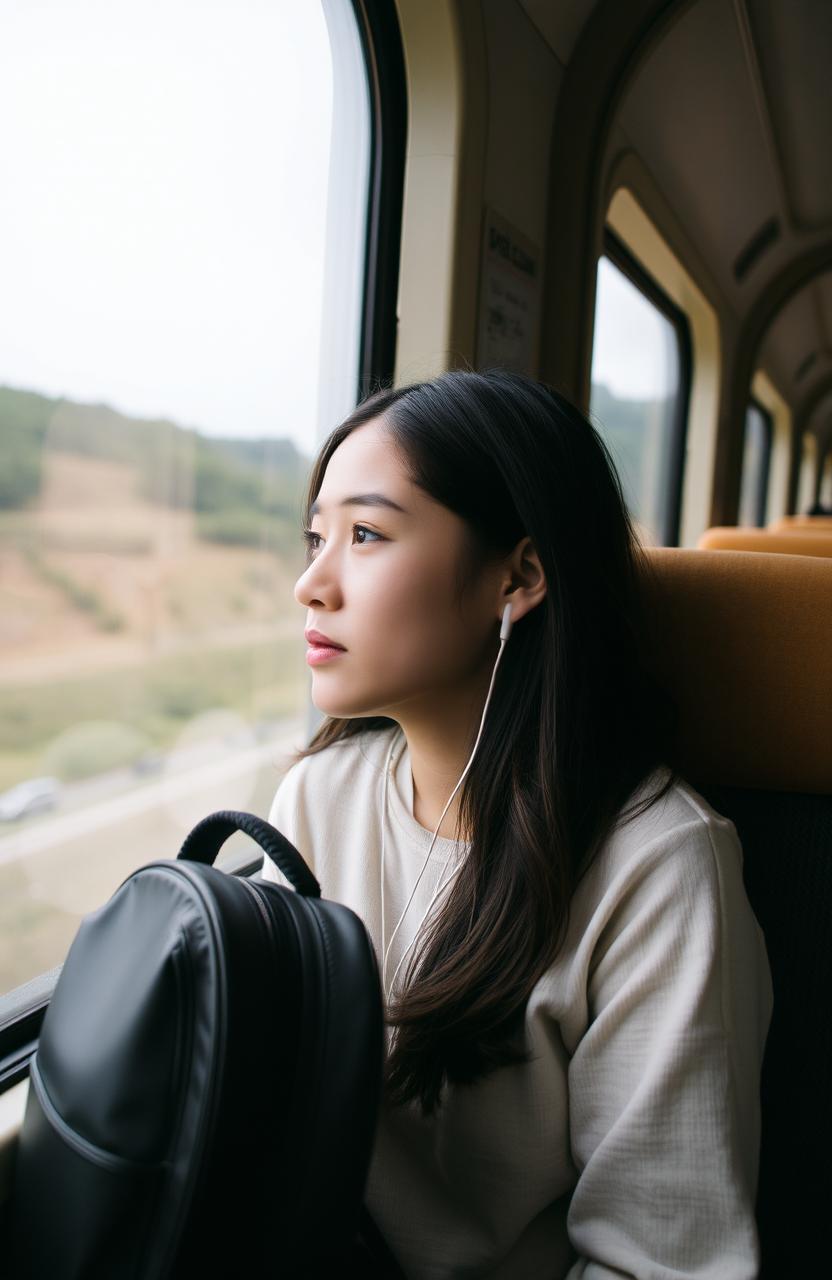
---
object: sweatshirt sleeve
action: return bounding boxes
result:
[563,811,772,1280]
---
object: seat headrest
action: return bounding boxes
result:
[640,548,832,793]
[770,515,832,532]
[698,527,832,557]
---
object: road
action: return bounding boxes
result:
[0,719,304,868]
[0,717,307,995]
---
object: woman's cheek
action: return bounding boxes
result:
[358,565,433,646]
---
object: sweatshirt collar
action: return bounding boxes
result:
[385,726,468,862]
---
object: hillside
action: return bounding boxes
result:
[0,384,309,544]
[590,382,674,483]
[0,386,315,787]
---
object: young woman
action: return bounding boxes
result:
[261,369,772,1279]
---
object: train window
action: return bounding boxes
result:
[738,401,773,527]
[0,1,371,1002]
[589,233,691,546]
[749,371,791,523]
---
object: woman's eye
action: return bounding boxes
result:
[301,529,322,561]
[298,524,381,560]
[353,524,383,546]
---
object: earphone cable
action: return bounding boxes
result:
[382,632,509,1000]
[378,728,399,1000]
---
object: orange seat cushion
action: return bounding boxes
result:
[769,515,832,533]
[641,548,832,793]
[698,527,832,557]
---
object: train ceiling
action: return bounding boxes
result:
[521,0,832,449]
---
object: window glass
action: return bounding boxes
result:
[0,0,370,998]
[590,254,685,545]
[738,402,773,527]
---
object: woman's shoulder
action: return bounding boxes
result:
[590,768,744,904]
[625,768,738,836]
[270,721,399,811]
[263,722,399,881]
[556,769,764,1002]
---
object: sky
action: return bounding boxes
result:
[0,1,665,460]
[591,256,678,400]
[0,0,333,455]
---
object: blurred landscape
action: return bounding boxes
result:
[589,380,675,541]
[0,384,312,993]
[0,385,311,787]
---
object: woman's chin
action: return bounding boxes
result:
[310,688,364,719]
[310,684,392,721]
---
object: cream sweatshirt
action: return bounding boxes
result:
[260,723,772,1279]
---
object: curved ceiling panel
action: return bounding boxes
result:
[748,0,832,230]
[615,0,782,306]
[758,271,832,395]
[519,0,599,67]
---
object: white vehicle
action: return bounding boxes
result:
[0,777,60,822]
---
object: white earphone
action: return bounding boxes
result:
[381,599,514,999]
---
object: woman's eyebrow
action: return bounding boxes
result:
[309,492,409,517]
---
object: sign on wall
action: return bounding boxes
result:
[476,207,542,375]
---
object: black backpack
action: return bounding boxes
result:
[8,810,393,1278]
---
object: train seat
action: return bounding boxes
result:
[697,526,832,557]
[641,547,832,1277]
[769,515,832,533]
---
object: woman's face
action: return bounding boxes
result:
[294,418,501,722]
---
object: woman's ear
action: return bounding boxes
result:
[499,537,547,625]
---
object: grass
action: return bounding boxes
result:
[0,637,307,786]
[23,548,126,632]
[0,861,80,995]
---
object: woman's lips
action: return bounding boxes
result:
[306,644,346,666]
[305,630,347,666]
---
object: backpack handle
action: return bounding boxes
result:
[177,810,321,898]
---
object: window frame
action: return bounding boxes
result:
[740,397,774,527]
[352,0,407,397]
[0,0,406,1082]
[595,229,693,546]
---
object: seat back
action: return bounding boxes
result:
[698,526,832,557]
[769,514,832,533]
[641,548,832,1279]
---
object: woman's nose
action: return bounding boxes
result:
[294,554,342,610]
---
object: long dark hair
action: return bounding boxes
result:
[296,369,676,1113]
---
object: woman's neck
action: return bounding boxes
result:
[395,682,489,840]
